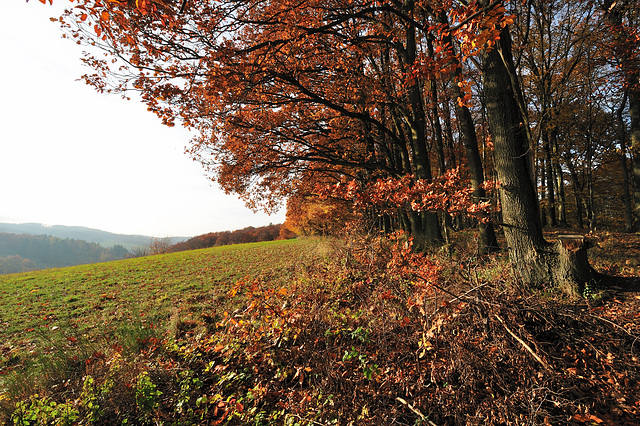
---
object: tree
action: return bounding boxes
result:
[147,237,171,255]
[513,0,600,228]
[284,193,354,236]
[476,0,606,293]
[600,0,640,230]
[48,0,602,293]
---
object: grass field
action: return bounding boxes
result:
[0,238,325,378]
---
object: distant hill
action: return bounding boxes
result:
[168,224,292,253]
[0,223,187,250]
[0,222,290,274]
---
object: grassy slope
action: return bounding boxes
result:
[0,238,321,364]
[1,232,639,425]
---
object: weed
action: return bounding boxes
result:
[11,394,79,426]
[79,375,105,423]
[135,371,162,413]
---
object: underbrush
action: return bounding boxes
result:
[1,233,639,424]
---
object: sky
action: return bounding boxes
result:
[0,1,285,237]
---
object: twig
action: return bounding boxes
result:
[495,314,550,370]
[395,397,437,426]
[588,313,640,339]
[588,313,640,355]
[414,273,502,308]
[447,282,491,304]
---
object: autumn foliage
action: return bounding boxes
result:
[321,168,496,220]
[168,224,289,253]
[8,0,640,422]
[42,0,638,247]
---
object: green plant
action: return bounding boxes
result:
[11,394,79,426]
[79,375,104,423]
[342,347,379,380]
[135,371,162,413]
[175,369,203,416]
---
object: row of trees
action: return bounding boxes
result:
[53,0,639,292]
[167,224,290,253]
[0,224,292,272]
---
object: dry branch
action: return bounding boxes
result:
[495,314,550,370]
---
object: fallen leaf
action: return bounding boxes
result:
[569,413,604,423]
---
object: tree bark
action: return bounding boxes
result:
[565,153,585,229]
[479,21,595,293]
[551,130,567,226]
[542,131,557,226]
[603,0,640,231]
[437,12,500,253]
[554,236,596,297]
[629,83,640,230]
[617,92,635,232]
[402,5,443,245]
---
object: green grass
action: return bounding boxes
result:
[0,238,324,370]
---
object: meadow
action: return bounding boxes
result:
[0,233,639,425]
[0,239,318,360]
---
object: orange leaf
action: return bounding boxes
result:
[569,414,604,423]
[80,13,88,21]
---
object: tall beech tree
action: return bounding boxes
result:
[465,0,597,290]
[48,0,605,292]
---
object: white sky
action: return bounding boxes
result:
[0,1,285,237]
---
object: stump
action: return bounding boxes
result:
[553,235,597,297]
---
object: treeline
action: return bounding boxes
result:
[0,233,129,274]
[168,224,294,253]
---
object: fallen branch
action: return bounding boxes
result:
[395,397,437,426]
[588,313,640,355]
[495,314,550,370]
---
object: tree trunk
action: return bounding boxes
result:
[629,83,640,231]
[427,75,455,240]
[554,236,596,297]
[551,130,567,227]
[402,4,443,245]
[603,0,640,231]
[539,155,548,227]
[543,132,557,226]
[438,12,499,253]
[565,153,585,229]
[479,21,594,293]
[617,92,634,232]
[585,123,596,229]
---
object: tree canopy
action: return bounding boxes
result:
[41,0,640,290]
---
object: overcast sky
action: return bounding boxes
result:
[0,1,285,237]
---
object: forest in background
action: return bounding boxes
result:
[0,233,129,274]
[0,223,156,250]
[166,224,294,253]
